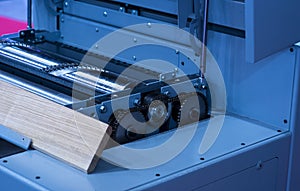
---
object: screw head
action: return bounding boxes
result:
[99,105,107,113]
[133,98,141,106]
[147,22,152,28]
[132,56,137,61]
[64,1,68,7]
[119,7,125,12]
[103,11,108,17]
[164,91,170,96]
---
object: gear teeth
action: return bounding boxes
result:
[175,92,208,126]
[43,62,103,74]
[1,41,31,48]
[109,110,146,143]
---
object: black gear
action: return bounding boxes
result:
[175,92,208,126]
[109,110,147,144]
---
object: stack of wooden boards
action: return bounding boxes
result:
[0,80,111,173]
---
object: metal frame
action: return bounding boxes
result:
[0,115,290,190]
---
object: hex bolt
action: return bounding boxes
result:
[133,98,141,106]
[103,11,108,17]
[20,32,24,36]
[147,22,152,28]
[99,105,107,113]
[64,1,68,7]
[133,56,137,61]
[30,30,34,34]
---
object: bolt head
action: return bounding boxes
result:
[103,11,108,17]
[133,98,141,106]
[99,105,107,113]
[64,1,68,7]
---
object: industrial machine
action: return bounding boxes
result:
[0,0,300,190]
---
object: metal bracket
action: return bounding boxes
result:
[19,29,36,42]
[19,29,52,44]
[0,125,31,150]
[159,68,180,81]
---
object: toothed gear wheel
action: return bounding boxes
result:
[176,93,208,126]
[110,110,147,144]
[143,93,169,129]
